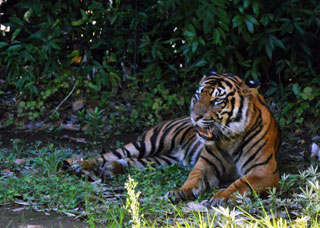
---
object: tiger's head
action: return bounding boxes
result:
[190,69,258,144]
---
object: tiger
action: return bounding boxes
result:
[64,69,281,205]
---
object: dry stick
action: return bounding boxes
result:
[51,81,77,116]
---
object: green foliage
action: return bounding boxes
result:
[0,0,319,132]
[83,107,105,140]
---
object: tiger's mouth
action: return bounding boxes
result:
[195,126,215,141]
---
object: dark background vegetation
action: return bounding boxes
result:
[1,0,320,137]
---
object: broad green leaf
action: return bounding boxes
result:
[7,44,23,51]
[299,102,309,110]
[292,83,300,96]
[232,15,243,27]
[183,31,195,38]
[252,1,260,14]
[72,19,85,26]
[9,17,24,26]
[12,28,22,40]
[0,42,8,49]
[243,0,250,9]
[246,21,254,33]
[191,40,198,53]
[196,60,206,67]
[265,43,272,59]
[283,103,295,113]
[213,29,221,45]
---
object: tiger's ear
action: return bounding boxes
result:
[205,68,218,76]
[200,68,218,84]
[242,80,260,97]
[247,80,260,89]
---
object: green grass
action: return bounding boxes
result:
[0,143,320,227]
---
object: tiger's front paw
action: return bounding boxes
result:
[98,160,126,180]
[61,158,99,181]
[164,189,199,204]
[206,191,233,207]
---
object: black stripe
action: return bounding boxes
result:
[224,80,233,89]
[111,149,122,159]
[234,183,240,189]
[244,154,273,175]
[138,133,147,159]
[234,113,263,162]
[152,119,186,156]
[203,175,211,190]
[166,155,178,161]
[145,158,155,167]
[168,121,190,152]
[138,159,147,167]
[149,126,160,156]
[180,126,194,144]
[257,94,267,106]
[187,141,202,161]
[159,156,173,165]
[152,157,162,166]
[200,155,221,179]
[241,139,268,171]
[177,191,186,201]
[240,120,272,166]
[122,147,131,158]
[101,155,107,163]
[233,95,244,123]
[240,178,254,192]
[223,97,235,124]
[182,135,196,152]
[205,145,225,174]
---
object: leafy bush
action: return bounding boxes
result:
[0,0,319,132]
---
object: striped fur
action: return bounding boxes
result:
[65,73,280,205]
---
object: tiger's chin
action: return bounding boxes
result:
[195,126,216,145]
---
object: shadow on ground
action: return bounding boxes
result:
[0,205,87,228]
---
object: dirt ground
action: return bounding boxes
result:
[0,205,87,228]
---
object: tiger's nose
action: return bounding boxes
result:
[193,115,203,122]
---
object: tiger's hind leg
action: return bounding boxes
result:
[64,152,181,181]
[63,117,197,180]
[97,155,180,180]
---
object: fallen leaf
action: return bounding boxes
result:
[24,225,44,228]
[63,211,76,217]
[61,135,87,143]
[60,123,80,131]
[182,201,208,213]
[14,200,30,206]
[12,207,25,212]
[72,99,85,112]
[15,158,25,165]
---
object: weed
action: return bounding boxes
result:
[125,176,143,228]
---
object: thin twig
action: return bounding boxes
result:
[50,81,77,116]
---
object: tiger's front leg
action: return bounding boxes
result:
[165,146,235,203]
[165,158,218,202]
[209,153,280,205]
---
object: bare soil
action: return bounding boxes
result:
[0,205,87,228]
